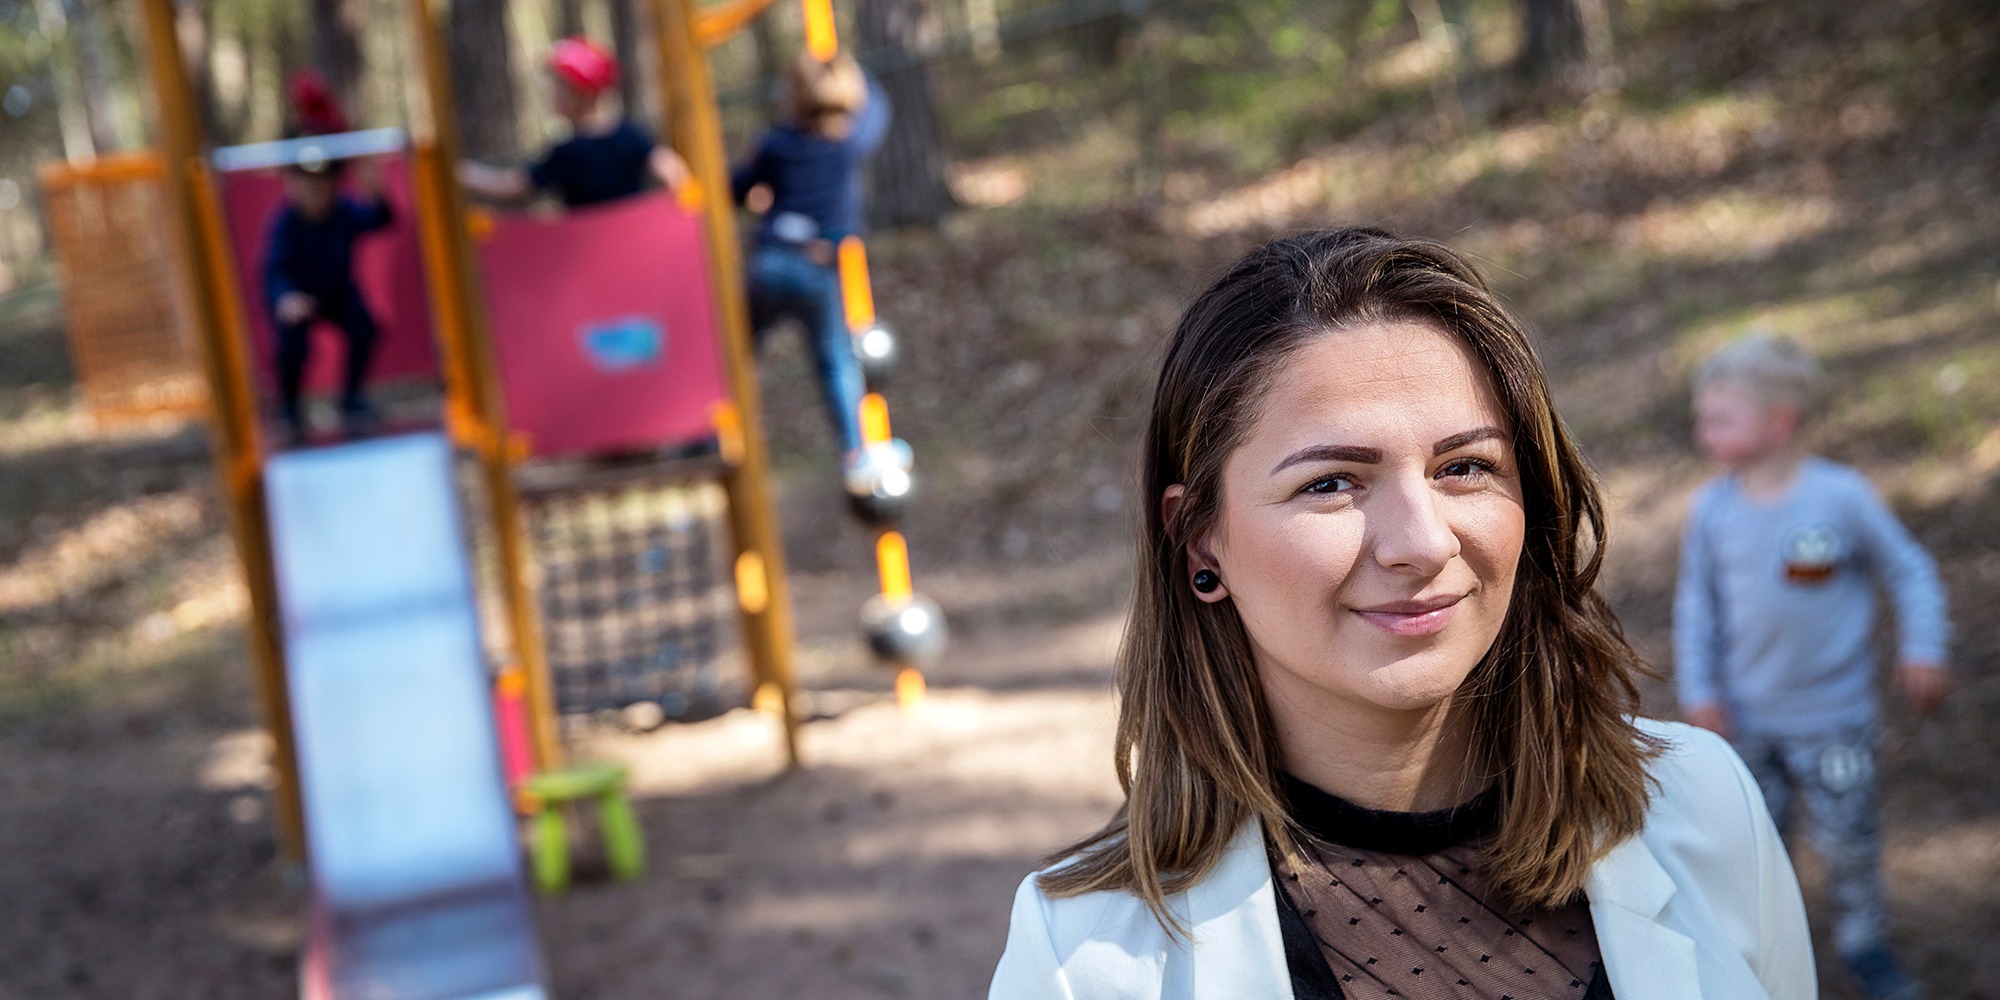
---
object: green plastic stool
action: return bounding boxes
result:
[519,761,644,894]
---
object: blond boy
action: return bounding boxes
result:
[1675,334,1949,1000]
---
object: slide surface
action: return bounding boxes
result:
[265,433,547,1000]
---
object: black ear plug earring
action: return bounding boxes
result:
[1192,569,1221,594]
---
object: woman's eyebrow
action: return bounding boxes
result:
[1432,426,1510,455]
[1269,444,1382,475]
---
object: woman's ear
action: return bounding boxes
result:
[1161,483,1187,533]
[1162,484,1229,602]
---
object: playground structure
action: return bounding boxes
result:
[37,153,206,426]
[37,0,951,995]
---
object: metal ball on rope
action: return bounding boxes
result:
[843,437,915,527]
[850,321,897,387]
[848,474,914,526]
[859,592,947,667]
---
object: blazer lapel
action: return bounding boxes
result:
[1586,833,1702,1000]
[1185,819,1295,999]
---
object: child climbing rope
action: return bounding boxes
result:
[458,37,687,208]
[731,51,890,476]
[261,73,393,442]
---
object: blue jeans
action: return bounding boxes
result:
[745,244,864,454]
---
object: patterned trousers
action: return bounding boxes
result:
[1733,726,1887,959]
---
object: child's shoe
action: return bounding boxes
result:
[1845,945,1923,1000]
[279,415,308,449]
[277,401,309,448]
[339,398,380,439]
[841,438,913,498]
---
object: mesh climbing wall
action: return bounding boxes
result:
[517,468,743,721]
[39,153,206,425]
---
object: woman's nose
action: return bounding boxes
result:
[1369,475,1459,575]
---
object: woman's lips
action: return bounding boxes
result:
[1351,594,1465,637]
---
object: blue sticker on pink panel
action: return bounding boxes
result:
[581,317,666,372]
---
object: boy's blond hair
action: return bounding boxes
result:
[788,52,868,139]
[1696,333,1823,414]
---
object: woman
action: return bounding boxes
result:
[989,229,1814,999]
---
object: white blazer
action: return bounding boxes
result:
[989,719,1814,1000]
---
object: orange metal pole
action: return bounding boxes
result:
[859,393,891,445]
[406,144,482,448]
[876,533,913,603]
[802,0,839,61]
[404,0,564,771]
[694,0,780,47]
[814,13,929,710]
[838,237,877,331]
[652,0,803,765]
[137,0,305,861]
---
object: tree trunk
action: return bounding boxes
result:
[1406,0,1463,131]
[309,0,368,115]
[1436,0,1487,121]
[964,0,1000,64]
[450,0,521,160]
[212,6,251,144]
[607,0,645,122]
[554,0,587,37]
[856,0,955,230]
[31,0,97,162]
[1517,0,1611,85]
[181,0,229,146]
[1130,16,1166,200]
[1076,8,1130,69]
[749,10,786,126]
[273,4,313,139]
[71,0,130,150]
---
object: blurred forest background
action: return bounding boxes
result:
[2,0,1998,997]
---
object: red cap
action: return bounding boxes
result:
[287,71,351,135]
[548,37,619,96]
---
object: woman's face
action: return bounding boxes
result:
[1196,321,1526,723]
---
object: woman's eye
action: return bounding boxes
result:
[1301,474,1356,495]
[1437,458,1494,480]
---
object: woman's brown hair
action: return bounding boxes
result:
[1038,227,1661,930]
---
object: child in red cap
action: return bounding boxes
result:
[263,72,393,442]
[460,37,686,207]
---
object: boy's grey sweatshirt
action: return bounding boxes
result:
[1673,457,1950,737]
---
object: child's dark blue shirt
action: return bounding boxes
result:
[263,195,393,310]
[528,121,657,208]
[731,72,891,245]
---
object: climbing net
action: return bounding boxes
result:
[39,154,205,425]
[517,471,742,722]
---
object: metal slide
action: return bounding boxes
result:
[265,433,549,1000]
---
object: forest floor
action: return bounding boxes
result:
[3,0,1999,997]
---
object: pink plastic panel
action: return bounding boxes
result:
[476,193,729,458]
[217,155,440,394]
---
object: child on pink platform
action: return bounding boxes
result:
[459,37,686,209]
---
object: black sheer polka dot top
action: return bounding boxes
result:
[1271,774,1613,1000]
